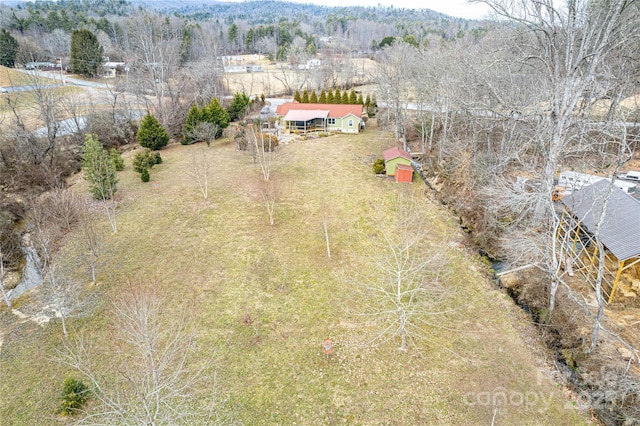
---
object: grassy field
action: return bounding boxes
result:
[0,126,586,424]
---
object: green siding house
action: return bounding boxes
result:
[275,102,363,134]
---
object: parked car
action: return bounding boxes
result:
[261,106,270,114]
[622,171,640,182]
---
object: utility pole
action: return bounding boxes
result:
[59,57,65,85]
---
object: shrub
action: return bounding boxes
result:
[57,377,90,416]
[137,113,169,150]
[109,148,125,171]
[133,149,161,174]
[373,158,385,174]
[141,168,150,182]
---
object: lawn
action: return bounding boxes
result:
[0,126,586,425]
[0,66,60,87]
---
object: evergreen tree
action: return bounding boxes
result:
[326,89,334,104]
[334,88,342,104]
[70,29,104,78]
[301,89,309,103]
[82,134,118,200]
[182,105,204,145]
[319,89,327,103]
[357,93,364,105]
[365,94,371,109]
[310,90,318,103]
[341,91,349,104]
[137,114,169,150]
[294,89,301,102]
[349,89,357,104]
[0,29,18,68]
[204,98,230,138]
[227,92,251,122]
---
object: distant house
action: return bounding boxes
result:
[25,61,59,71]
[382,147,413,177]
[275,102,363,134]
[102,62,125,78]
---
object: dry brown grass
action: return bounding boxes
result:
[0,126,587,424]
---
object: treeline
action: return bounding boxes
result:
[6,0,131,33]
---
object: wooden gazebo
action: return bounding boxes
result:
[558,180,640,303]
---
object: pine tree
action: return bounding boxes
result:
[204,98,230,138]
[0,29,18,68]
[310,90,318,103]
[227,92,251,122]
[319,89,327,104]
[182,105,204,145]
[82,134,118,200]
[333,89,341,104]
[341,91,349,104]
[301,89,309,103]
[357,93,364,105]
[137,114,169,150]
[70,29,104,78]
[294,89,301,102]
[326,89,334,104]
[349,89,357,104]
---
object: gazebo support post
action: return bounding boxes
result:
[608,259,625,304]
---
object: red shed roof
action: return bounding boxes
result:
[382,147,412,162]
[276,102,363,118]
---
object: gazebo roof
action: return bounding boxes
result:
[283,110,329,121]
[561,179,640,262]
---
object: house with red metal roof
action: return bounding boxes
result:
[275,102,364,134]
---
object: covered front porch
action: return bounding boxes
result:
[283,110,329,133]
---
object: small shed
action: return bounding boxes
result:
[382,147,412,177]
[395,164,414,183]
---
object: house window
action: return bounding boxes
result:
[327,118,336,125]
[348,119,353,127]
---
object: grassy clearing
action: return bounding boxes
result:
[0,86,82,118]
[0,66,59,87]
[0,127,586,425]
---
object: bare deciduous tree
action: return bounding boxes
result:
[189,147,213,199]
[257,176,279,226]
[359,190,453,352]
[59,282,223,424]
[40,262,91,338]
[470,0,640,312]
[79,214,104,286]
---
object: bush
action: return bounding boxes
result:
[57,377,90,416]
[137,113,169,150]
[373,158,385,174]
[141,168,150,182]
[261,133,278,152]
[109,148,125,171]
[133,149,161,174]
